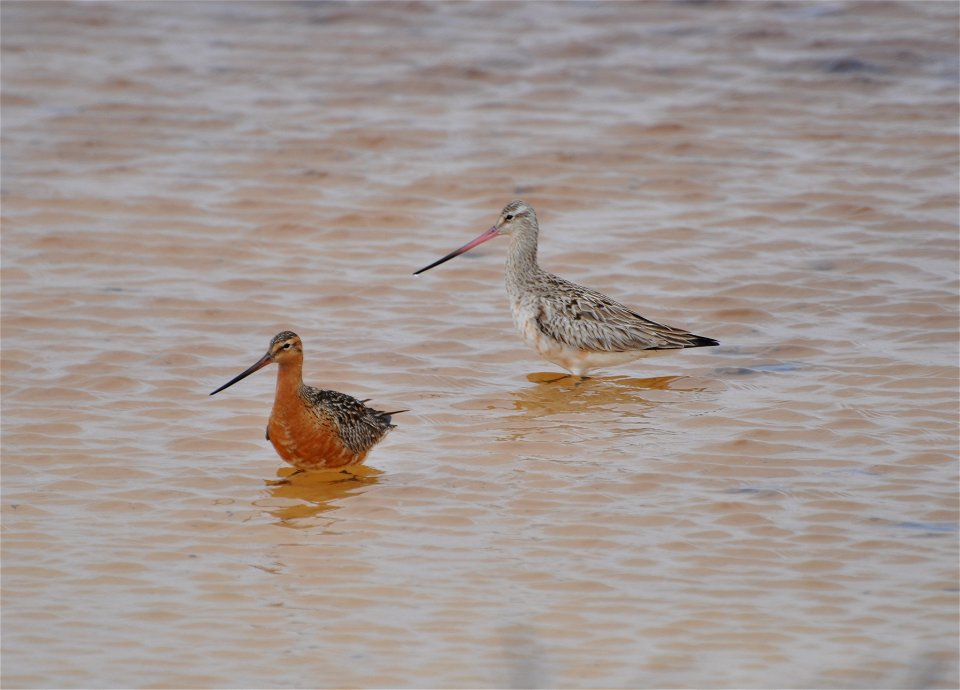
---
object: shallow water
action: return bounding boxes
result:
[2,1,958,688]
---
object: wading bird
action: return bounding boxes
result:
[414,201,718,377]
[210,331,403,469]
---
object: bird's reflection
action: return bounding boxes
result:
[513,372,705,417]
[495,372,717,443]
[262,464,382,526]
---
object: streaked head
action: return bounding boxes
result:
[413,200,538,275]
[267,331,303,364]
[492,199,537,237]
[209,331,302,396]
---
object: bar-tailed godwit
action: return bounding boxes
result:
[210,331,403,470]
[414,200,718,377]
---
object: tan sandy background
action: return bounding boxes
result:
[2,1,958,688]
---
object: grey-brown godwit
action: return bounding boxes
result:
[414,200,718,377]
[210,331,403,469]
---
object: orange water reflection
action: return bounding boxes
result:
[261,464,382,526]
[512,373,709,417]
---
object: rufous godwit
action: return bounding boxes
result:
[414,200,718,377]
[210,331,403,470]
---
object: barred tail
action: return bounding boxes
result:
[685,335,719,348]
[379,409,408,428]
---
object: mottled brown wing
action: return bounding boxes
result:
[302,387,397,454]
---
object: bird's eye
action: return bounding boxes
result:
[283,343,292,350]
[505,214,514,221]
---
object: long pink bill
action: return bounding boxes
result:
[413,226,499,275]
[209,352,273,396]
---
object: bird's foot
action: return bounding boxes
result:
[334,469,365,484]
[265,468,305,486]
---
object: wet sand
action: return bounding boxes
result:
[2,1,958,688]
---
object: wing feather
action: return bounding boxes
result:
[534,274,716,353]
[300,386,398,453]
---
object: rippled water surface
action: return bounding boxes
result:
[2,2,958,688]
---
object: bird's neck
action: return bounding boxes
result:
[505,226,540,284]
[274,359,304,404]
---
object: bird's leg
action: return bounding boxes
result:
[335,469,366,484]
[265,468,305,486]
